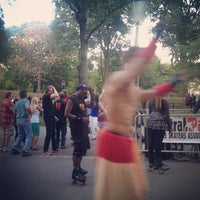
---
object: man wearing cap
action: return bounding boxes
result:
[65,84,94,184]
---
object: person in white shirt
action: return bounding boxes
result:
[30,97,43,150]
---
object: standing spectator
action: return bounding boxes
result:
[147,96,171,172]
[185,94,190,108]
[190,93,196,108]
[11,90,32,157]
[97,89,107,130]
[61,89,70,102]
[65,84,94,184]
[0,92,15,152]
[13,97,19,140]
[193,96,200,113]
[30,97,43,150]
[89,94,99,140]
[135,108,145,149]
[97,108,107,130]
[54,91,67,149]
[42,85,59,156]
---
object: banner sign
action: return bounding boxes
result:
[163,116,200,143]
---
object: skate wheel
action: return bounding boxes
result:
[78,181,85,186]
[72,179,86,186]
[158,170,169,175]
[82,175,87,179]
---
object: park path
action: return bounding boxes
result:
[0,126,200,200]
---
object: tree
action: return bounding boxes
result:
[146,0,200,78]
[50,2,80,91]
[91,10,132,82]
[53,0,133,84]
[0,7,10,66]
[8,22,56,92]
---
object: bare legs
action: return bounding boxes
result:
[32,135,39,150]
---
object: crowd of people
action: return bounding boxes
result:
[0,86,103,152]
[1,20,199,200]
[0,84,106,184]
[0,68,197,199]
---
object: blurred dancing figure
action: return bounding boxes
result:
[94,21,182,200]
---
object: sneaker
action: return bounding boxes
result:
[41,151,53,156]
[148,164,156,172]
[160,163,170,170]
[21,151,31,157]
[2,147,9,152]
[51,148,60,154]
[11,149,20,155]
[31,148,40,151]
[60,146,67,149]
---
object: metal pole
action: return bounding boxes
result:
[135,22,140,86]
[134,22,140,47]
[133,0,145,87]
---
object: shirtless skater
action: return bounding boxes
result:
[94,21,182,200]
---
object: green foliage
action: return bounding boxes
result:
[2,0,198,97]
[53,0,133,83]
[146,1,200,62]
[146,0,200,93]
[0,7,10,65]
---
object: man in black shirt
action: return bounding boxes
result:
[65,84,94,184]
[42,85,59,156]
[54,92,67,149]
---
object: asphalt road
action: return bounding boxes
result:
[0,127,200,200]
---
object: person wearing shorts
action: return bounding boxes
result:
[70,123,88,157]
[65,84,94,182]
[30,97,43,150]
[31,123,40,150]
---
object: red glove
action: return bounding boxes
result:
[154,82,173,96]
[154,74,183,96]
[134,38,158,64]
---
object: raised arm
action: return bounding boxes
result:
[50,86,59,99]
[140,74,183,102]
[111,21,166,89]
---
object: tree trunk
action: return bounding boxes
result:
[79,39,88,84]
[103,52,110,83]
[37,68,41,93]
[77,7,88,84]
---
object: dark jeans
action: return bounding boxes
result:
[55,122,67,147]
[147,128,165,167]
[43,116,57,152]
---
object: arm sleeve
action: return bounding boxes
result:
[154,82,173,96]
[134,38,158,64]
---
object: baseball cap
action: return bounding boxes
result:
[76,84,89,91]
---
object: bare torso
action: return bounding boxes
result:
[103,72,143,137]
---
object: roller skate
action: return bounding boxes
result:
[157,163,170,175]
[79,168,88,179]
[72,169,86,186]
[79,168,88,175]
[148,164,156,172]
